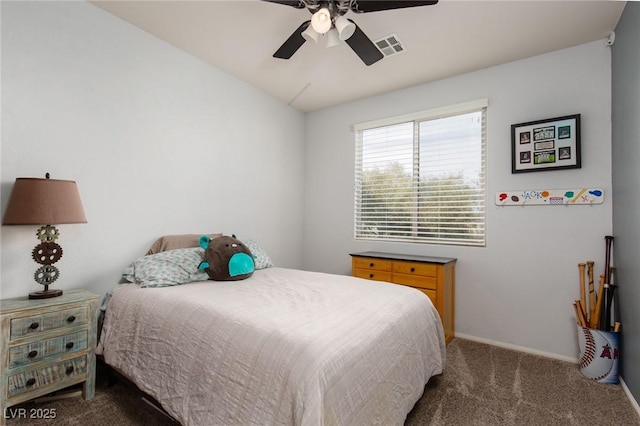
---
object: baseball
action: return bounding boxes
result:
[577,325,619,383]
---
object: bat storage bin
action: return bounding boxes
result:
[577,325,620,384]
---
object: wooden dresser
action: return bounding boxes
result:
[0,289,99,422]
[350,251,456,344]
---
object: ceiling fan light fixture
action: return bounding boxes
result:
[326,28,341,47]
[302,24,320,43]
[266,0,438,64]
[311,7,332,34]
[334,15,355,40]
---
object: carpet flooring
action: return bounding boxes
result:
[5,338,639,425]
[406,338,639,425]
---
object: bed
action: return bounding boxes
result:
[97,240,446,426]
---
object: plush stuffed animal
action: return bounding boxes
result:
[198,235,255,281]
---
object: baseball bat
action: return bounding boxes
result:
[609,266,618,324]
[573,302,580,326]
[600,284,611,331]
[610,266,621,326]
[587,261,595,326]
[601,236,614,330]
[578,263,586,320]
[575,300,588,327]
[604,236,614,284]
[593,275,605,329]
[573,302,586,327]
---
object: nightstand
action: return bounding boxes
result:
[350,252,456,344]
[0,290,99,423]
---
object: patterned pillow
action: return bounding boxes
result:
[123,248,209,288]
[239,239,274,270]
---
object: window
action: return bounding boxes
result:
[354,100,487,246]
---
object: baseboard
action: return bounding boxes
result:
[454,333,578,363]
[454,333,640,415]
[620,377,640,419]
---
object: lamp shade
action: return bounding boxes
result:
[326,28,341,48]
[311,8,332,34]
[2,177,87,225]
[335,15,356,40]
[302,24,320,43]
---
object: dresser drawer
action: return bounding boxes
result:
[392,272,437,290]
[8,331,88,368]
[417,288,437,307]
[353,268,392,282]
[10,307,88,340]
[352,257,392,271]
[392,261,437,277]
[7,355,87,399]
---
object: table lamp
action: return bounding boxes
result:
[2,173,87,299]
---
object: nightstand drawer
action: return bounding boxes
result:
[9,331,88,368]
[392,261,437,277]
[352,257,392,271]
[10,307,88,340]
[1,289,100,418]
[353,268,392,282]
[7,355,87,399]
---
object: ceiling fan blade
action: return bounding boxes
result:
[344,20,384,66]
[261,0,306,9]
[273,21,310,59]
[350,0,438,13]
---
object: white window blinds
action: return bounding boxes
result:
[354,100,487,246]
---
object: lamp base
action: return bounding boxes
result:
[29,289,63,299]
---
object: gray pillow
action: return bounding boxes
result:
[146,233,222,255]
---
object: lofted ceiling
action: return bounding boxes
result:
[91,0,626,112]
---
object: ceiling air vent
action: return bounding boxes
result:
[375,34,405,57]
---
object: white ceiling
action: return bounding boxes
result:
[91,0,626,112]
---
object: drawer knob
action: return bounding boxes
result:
[369,262,374,267]
[369,273,374,278]
[66,342,75,349]
[26,378,36,387]
[67,315,76,323]
[28,350,38,358]
[29,322,40,330]
[65,366,75,375]
[411,267,415,272]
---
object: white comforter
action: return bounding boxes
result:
[97,267,445,426]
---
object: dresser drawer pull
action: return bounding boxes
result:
[65,366,74,375]
[28,350,38,358]
[369,273,374,278]
[369,262,374,267]
[410,267,415,272]
[67,315,76,323]
[29,322,40,330]
[26,378,36,387]
[66,342,75,349]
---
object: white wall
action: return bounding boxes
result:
[303,41,613,358]
[0,1,616,360]
[1,2,305,299]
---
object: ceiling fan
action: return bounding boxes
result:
[263,0,439,66]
